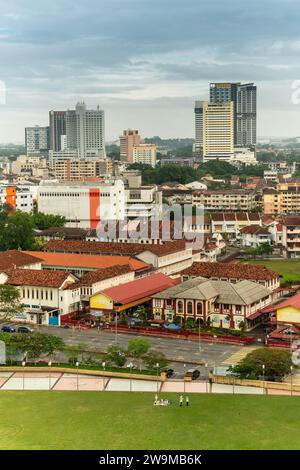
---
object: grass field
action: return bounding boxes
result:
[245,259,300,283]
[0,392,300,450]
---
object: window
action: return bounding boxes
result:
[187,301,193,315]
[197,302,202,316]
[177,301,183,314]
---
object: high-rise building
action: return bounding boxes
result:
[49,102,106,163]
[120,129,141,163]
[194,101,204,156]
[195,101,234,162]
[209,82,256,147]
[133,144,157,167]
[75,102,106,159]
[49,111,66,151]
[25,126,50,155]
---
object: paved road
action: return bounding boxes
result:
[39,325,248,376]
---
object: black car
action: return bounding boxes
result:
[164,368,175,378]
[185,368,201,380]
[17,326,33,333]
[1,325,16,333]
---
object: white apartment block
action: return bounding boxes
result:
[0,186,34,213]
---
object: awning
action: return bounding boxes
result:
[247,310,267,321]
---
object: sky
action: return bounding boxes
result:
[1,0,300,143]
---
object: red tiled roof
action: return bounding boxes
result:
[0,250,42,273]
[23,251,149,272]
[283,217,300,226]
[181,261,278,281]
[240,225,270,235]
[75,265,132,287]
[100,273,177,305]
[275,292,300,311]
[6,269,76,288]
[269,325,300,340]
[43,239,187,257]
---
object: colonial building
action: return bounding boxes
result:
[1,269,80,326]
[152,277,272,331]
[181,261,280,291]
[42,239,194,275]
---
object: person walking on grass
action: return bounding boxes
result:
[179,395,183,407]
[186,396,190,407]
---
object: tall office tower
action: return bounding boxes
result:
[194,101,204,156]
[25,126,50,155]
[199,101,234,162]
[119,129,141,163]
[49,111,66,151]
[236,83,257,147]
[209,82,256,147]
[75,102,106,159]
[65,109,77,150]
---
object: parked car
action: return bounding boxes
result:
[163,368,175,378]
[185,368,200,380]
[1,325,16,333]
[17,325,33,334]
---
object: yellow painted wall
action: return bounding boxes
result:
[277,306,300,324]
[90,293,113,310]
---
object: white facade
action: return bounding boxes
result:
[125,186,162,219]
[0,186,34,213]
[133,145,157,167]
[37,180,125,229]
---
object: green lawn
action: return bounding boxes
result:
[0,392,300,450]
[245,259,300,283]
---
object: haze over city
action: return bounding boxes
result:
[1,0,300,143]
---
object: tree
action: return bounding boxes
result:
[104,345,127,367]
[32,212,66,230]
[127,338,151,370]
[0,211,36,251]
[21,333,65,362]
[64,344,86,365]
[143,351,169,370]
[134,305,148,322]
[0,284,24,323]
[230,347,293,381]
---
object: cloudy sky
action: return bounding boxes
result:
[1,0,300,143]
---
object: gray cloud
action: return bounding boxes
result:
[1,0,300,141]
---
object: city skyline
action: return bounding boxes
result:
[1,0,300,143]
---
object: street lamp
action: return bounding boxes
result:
[102,361,106,392]
[76,361,79,391]
[22,361,26,391]
[183,363,186,394]
[290,365,293,397]
[262,364,265,395]
[156,363,160,394]
[48,361,52,391]
[232,364,235,394]
[205,363,208,393]
[127,362,133,392]
[198,319,201,354]
[115,313,118,344]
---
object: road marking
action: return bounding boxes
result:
[222,346,258,365]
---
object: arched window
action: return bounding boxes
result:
[197,302,202,316]
[187,301,193,315]
[177,301,183,314]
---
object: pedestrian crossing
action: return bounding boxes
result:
[222,346,258,365]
